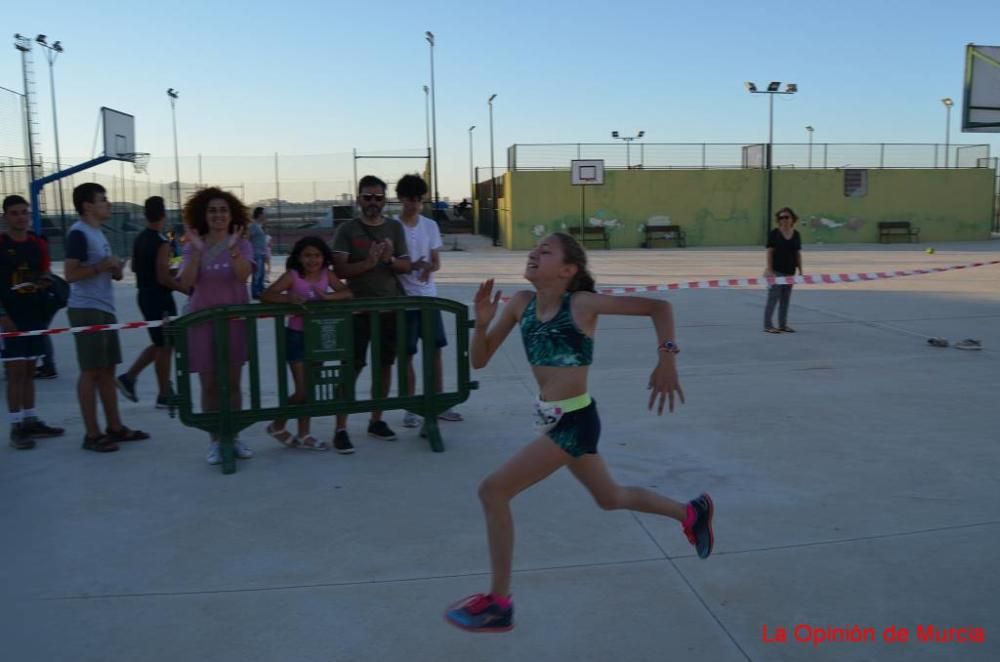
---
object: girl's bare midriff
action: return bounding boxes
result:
[532,365,589,402]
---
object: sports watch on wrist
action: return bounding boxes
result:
[658,339,680,355]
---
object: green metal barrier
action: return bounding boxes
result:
[165,297,478,474]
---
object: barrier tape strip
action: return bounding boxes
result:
[2,260,997,339]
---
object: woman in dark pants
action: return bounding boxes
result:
[764,207,803,333]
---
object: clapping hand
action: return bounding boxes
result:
[473,279,502,328]
[185,229,205,252]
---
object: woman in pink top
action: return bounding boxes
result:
[177,187,256,465]
[261,237,351,450]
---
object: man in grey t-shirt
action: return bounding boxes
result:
[329,175,410,453]
[248,207,268,299]
[64,183,150,452]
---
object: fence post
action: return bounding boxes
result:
[880,144,885,169]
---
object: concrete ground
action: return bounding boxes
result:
[1,238,998,662]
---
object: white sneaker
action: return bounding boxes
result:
[206,441,222,465]
[233,439,255,459]
[402,411,421,428]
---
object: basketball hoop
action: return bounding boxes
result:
[121,152,151,174]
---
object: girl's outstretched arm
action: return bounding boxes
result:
[260,271,298,304]
[471,280,528,369]
[323,269,353,301]
[575,292,684,414]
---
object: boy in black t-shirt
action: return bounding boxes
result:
[0,195,65,448]
[116,196,182,408]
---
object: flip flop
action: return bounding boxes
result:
[266,423,297,447]
[927,337,949,348]
[105,426,150,442]
[954,339,982,350]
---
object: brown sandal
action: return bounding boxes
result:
[82,434,119,453]
[764,327,781,334]
[105,426,150,442]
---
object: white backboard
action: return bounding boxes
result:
[571,159,604,185]
[102,107,136,158]
[962,44,1000,132]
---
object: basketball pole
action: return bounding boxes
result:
[30,156,112,234]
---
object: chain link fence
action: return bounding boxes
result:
[509,142,992,170]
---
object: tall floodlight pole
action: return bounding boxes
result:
[611,130,645,168]
[36,35,66,225]
[942,98,954,168]
[746,81,798,241]
[488,93,498,246]
[13,34,38,184]
[468,125,476,200]
[805,125,814,168]
[167,88,181,212]
[425,32,440,210]
[423,85,431,153]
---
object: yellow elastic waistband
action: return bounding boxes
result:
[538,393,591,413]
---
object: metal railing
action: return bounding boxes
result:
[166,297,477,474]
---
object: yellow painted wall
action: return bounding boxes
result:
[505,168,995,248]
[773,169,995,243]
[508,169,765,250]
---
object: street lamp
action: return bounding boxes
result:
[805,125,814,169]
[422,85,430,154]
[611,130,645,168]
[488,93,499,246]
[746,80,798,239]
[468,125,476,202]
[166,88,181,213]
[942,98,954,168]
[425,31,439,210]
[35,34,67,226]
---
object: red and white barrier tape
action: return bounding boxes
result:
[592,260,1000,295]
[3,260,997,339]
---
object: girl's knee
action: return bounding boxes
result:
[593,487,623,511]
[477,475,508,506]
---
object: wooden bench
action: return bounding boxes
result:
[878,221,920,244]
[643,224,687,248]
[569,226,610,249]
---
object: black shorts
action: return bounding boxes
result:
[138,288,177,347]
[353,312,398,369]
[405,309,448,355]
[285,328,305,363]
[547,400,601,457]
[1,334,45,363]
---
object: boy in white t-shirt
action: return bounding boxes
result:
[394,174,462,427]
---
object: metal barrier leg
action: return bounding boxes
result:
[220,433,237,475]
[422,416,445,453]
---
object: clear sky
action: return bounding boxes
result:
[3,0,1000,200]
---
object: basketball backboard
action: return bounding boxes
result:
[102,107,136,158]
[571,159,604,185]
[962,44,1000,132]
